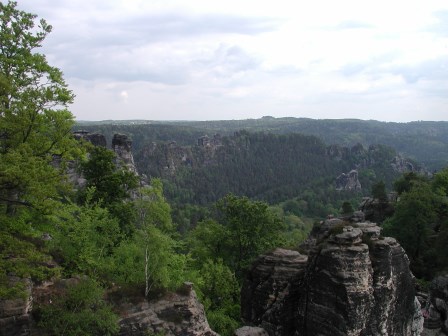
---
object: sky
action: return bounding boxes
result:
[17,0,448,122]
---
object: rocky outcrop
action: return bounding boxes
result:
[112,134,138,174]
[0,277,33,336]
[335,169,362,191]
[234,326,269,336]
[241,249,308,336]
[73,130,107,147]
[358,196,396,223]
[241,219,424,336]
[137,134,224,177]
[423,275,448,334]
[118,283,217,336]
[391,155,430,176]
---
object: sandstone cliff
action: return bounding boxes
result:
[241,218,424,336]
[422,275,448,335]
[118,283,217,336]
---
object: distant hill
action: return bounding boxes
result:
[134,131,419,217]
[75,117,448,171]
[163,118,448,171]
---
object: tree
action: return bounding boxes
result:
[341,201,354,215]
[382,182,438,277]
[38,278,119,336]
[49,192,122,279]
[371,180,388,202]
[215,194,285,276]
[110,180,187,296]
[79,146,138,235]
[0,1,78,215]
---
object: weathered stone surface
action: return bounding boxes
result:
[242,221,423,336]
[335,169,362,191]
[424,275,448,334]
[73,130,107,147]
[0,277,32,336]
[112,134,138,174]
[119,283,218,336]
[241,248,307,336]
[358,197,395,224]
[234,326,269,336]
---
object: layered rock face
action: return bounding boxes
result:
[0,277,33,336]
[73,130,107,147]
[112,133,138,174]
[335,170,362,191]
[423,275,448,334]
[118,283,217,336]
[242,219,424,336]
[241,248,308,336]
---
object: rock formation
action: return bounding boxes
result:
[335,169,362,191]
[422,275,448,334]
[112,133,138,174]
[241,218,424,336]
[118,283,217,336]
[358,196,396,223]
[73,130,107,147]
[0,277,33,336]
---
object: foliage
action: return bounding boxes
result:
[393,172,427,195]
[110,180,187,295]
[0,0,79,215]
[49,194,121,279]
[0,229,60,298]
[111,227,188,295]
[198,259,240,310]
[383,169,448,279]
[135,179,173,232]
[206,307,240,336]
[79,145,138,235]
[341,201,354,215]
[192,259,241,336]
[38,278,119,336]
[215,194,285,275]
[371,180,388,202]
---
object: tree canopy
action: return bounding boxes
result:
[0,1,78,216]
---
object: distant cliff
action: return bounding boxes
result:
[135,132,422,207]
[241,216,424,336]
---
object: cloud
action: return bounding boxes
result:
[36,8,279,84]
[427,10,448,36]
[390,57,448,84]
[119,90,129,102]
[16,0,448,122]
[334,20,375,30]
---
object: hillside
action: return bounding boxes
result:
[132,131,422,220]
[75,117,448,171]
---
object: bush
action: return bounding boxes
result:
[37,278,119,336]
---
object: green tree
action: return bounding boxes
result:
[0,1,78,215]
[49,192,122,279]
[215,194,285,276]
[80,146,138,235]
[371,180,388,202]
[38,278,119,336]
[110,180,187,296]
[135,179,173,232]
[383,182,438,277]
[341,201,354,215]
[393,172,427,195]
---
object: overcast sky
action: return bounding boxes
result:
[18,0,448,122]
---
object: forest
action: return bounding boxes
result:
[1,2,448,336]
